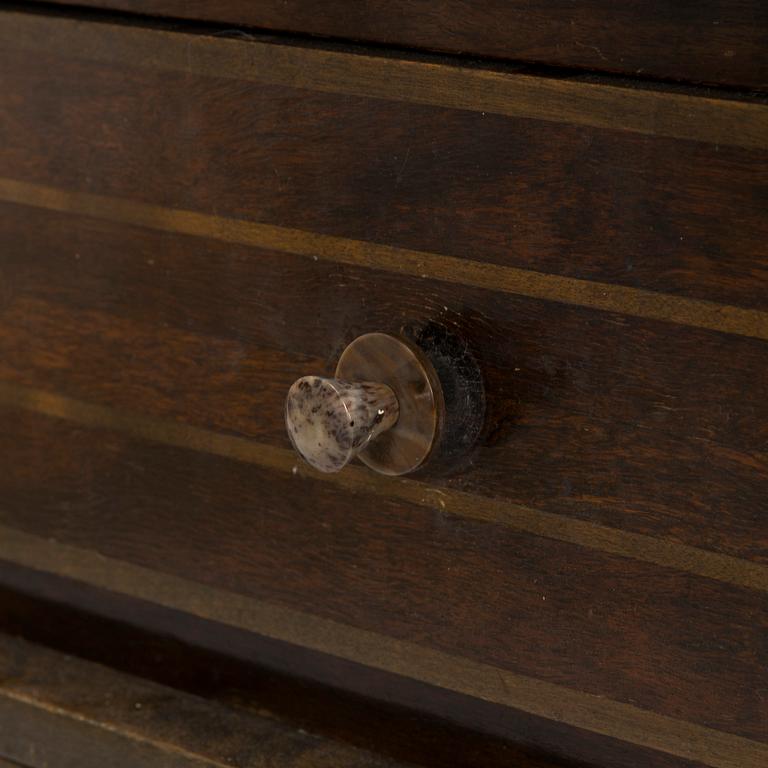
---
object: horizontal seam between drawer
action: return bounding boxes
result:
[2,178,767,342]
[2,11,768,149]
[9,2,768,99]
[0,524,765,768]
[0,380,765,594]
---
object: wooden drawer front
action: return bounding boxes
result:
[0,632,402,768]
[1,11,767,768]
[26,0,768,89]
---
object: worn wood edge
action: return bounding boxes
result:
[0,529,766,768]
[2,10,767,149]
[0,633,399,768]
[17,0,768,92]
[0,697,233,768]
[1,381,765,593]
[2,179,767,342]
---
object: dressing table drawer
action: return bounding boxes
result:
[1,8,767,768]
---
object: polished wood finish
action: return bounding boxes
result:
[0,580,578,768]
[1,405,767,767]
[2,522,767,768]
[3,179,767,341]
[0,632,405,768]
[1,8,766,768]
[2,13,767,314]
[1,207,766,572]
[26,0,768,89]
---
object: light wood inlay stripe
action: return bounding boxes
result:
[2,178,768,342]
[0,526,765,768]
[0,633,391,768]
[0,381,765,593]
[3,11,768,149]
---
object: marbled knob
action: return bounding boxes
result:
[285,376,399,473]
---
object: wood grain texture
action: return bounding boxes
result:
[1,390,768,749]
[0,632,406,768]
[0,586,584,768]
[0,570,695,768]
[2,179,767,342]
[1,374,765,597]
[0,520,766,768]
[24,0,768,89]
[1,10,767,768]
[1,205,766,571]
[1,12,767,315]
[0,411,752,754]
[5,8,766,151]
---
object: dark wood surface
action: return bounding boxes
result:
[1,206,768,572]
[1,406,767,744]
[0,561,736,768]
[0,631,410,768]
[0,578,594,768]
[2,14,768,313]
[24,0,768,89]
[0,9,767,768]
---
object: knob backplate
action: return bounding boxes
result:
[335,332,443,476]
